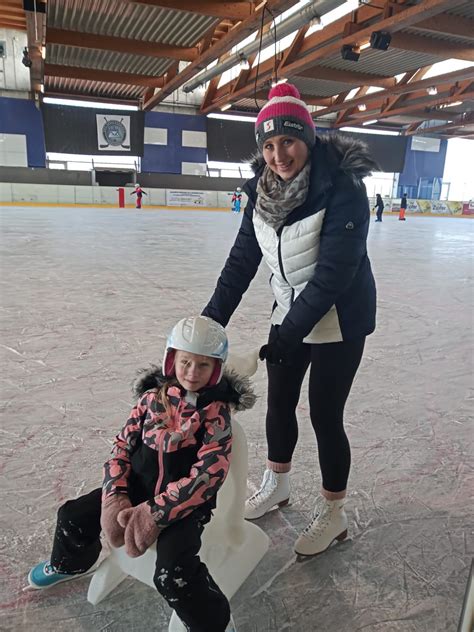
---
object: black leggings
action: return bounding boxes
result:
[266,335,365,492]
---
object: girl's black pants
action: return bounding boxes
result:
[50,488,230,632]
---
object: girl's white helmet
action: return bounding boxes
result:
[163,316,228,386]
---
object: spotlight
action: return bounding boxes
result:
[21,47,32,68]
[427,86,438,96]
[341,45,360,62]
[370,30,391,51]
[238,53,250,70]
[358,103,367,111]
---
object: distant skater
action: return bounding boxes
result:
[231,187,242,213]
[374,194,384,222]
[131,184,147,209]
[399,192,407,221]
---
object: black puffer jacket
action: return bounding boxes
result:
[203,133,378,346]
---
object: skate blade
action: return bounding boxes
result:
[295,531,349,561]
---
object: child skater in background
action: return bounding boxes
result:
[27,316,256,632]
[231,187,242,213]
[130,183,147,209]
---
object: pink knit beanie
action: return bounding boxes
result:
[255,83,315,152]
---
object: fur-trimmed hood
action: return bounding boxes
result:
[133,365,257,412]
[249,132,379,185]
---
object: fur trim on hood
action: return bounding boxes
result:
[249,132,379,184]
[132,365,257,412]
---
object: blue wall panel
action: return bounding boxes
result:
[142,111,207,174]
[0,97,46,167]
[398,137,447,199]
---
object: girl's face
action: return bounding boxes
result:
[262,135,309,181]
[174,350,216,391]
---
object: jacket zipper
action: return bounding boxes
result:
[276,227,295,305]
[155,436,165,496]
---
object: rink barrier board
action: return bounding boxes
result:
[1,202,473,218]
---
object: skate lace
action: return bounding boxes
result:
[247,476,277,507]
[302,507,331,540]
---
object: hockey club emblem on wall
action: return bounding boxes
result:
[96,114,131,151]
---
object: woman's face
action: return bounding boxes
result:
[174,350,216,391]
[262,135,309,181]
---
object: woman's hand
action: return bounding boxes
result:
[259,334,296,366]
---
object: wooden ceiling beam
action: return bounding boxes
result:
[384,65,432,112]
[202,0,464,114]
[46,27,199,62]
[0,18,26,29]
[44,63,167,88]
[280,0,468,78]
[403,113,474,136]
[311,67,474,118]
[190,1,386,113]
[0,15,26,25]
[1,6,25,16]
[333,83,473,127]
[43,90,140,107]
[336,86,370,125]
[413,13,474,39]
[390,32,474,62]
[144,0,295,110]
[297,66,396,89]
[128,0,253,20]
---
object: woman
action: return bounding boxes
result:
[203,83,377,557]
[374,193,384,222]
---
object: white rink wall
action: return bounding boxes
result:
[0,182,246,209]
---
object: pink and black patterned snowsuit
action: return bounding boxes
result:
[49,367,255,632]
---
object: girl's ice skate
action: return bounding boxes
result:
[294,497,348,557]
[244,469,290,520]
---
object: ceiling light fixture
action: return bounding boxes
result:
[362,119,378,126]
[358,103,367,111]
[340,45,360,62]
[359,41,371,51]
[21,47,32,68]
[427,86,438,96]
[220,103,233,111]
[238,53,250,71]
[438,100,463,109]
[370,30,391,51]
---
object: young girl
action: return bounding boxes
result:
[130,183,147,209]
[27,316,255,632]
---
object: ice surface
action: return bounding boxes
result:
[0,206,472,631]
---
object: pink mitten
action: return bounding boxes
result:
[117,502,160,558]
[100,494,132,547]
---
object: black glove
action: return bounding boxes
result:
[259,331,296,366]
